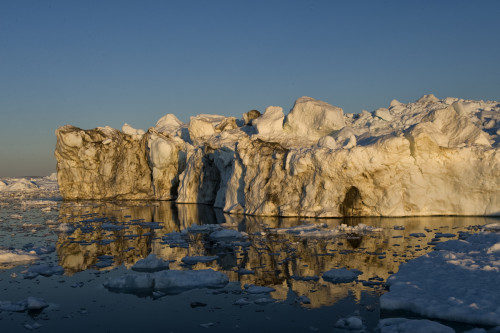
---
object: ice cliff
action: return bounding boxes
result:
[55,95,500,217]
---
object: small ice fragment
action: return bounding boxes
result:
[296,295,311,304]
[334,316,364,330]
[245,285,276,294]
[232,298,251,306]
[26,297,49,310]
[322,268,362,283]
[132,253,170,272]
[209,229,247,241]
[200,323,215,328]
[190,301,207,308]
[254,298,274,305]
[181,256,218,265]
[409,233,426,238]
[377,318,455,333]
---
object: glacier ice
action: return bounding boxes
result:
[55,95,500,217]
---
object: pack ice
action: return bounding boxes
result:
[55,95,500,217]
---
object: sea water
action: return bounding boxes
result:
[0,195,497,332]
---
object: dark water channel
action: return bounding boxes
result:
[0,199,497,332]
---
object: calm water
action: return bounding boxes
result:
[0,198,497,332]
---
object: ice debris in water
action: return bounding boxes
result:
[181,256,218,265]
[161,231,188,247]
[0,297,49,312]
[209,229,248,241]
[232,298,251,306]
[131,253,170,272]
[272,223,381,238]
[334,316,364,331]
[0,249,38,264]
[245,285,276,294]
[24,264,64,279]
[103,269,229,295]
[322,268,362,283]
[376,318,455,333]
[380,232,500,326]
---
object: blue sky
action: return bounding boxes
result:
[1,0,499,177]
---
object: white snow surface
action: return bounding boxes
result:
[380,232,500,326]
[55,95,500,217]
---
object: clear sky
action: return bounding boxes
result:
[1,0,499,177]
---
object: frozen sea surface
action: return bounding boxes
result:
[0,176,499,332]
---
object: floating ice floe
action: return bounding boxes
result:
[24,264,64,278]
[161,232,188,247]
[0,297,49,312]
[209,229,248,241]
[245,285,276,294]
[272,223,382,238]
[132,253,170,272]
[104,269,229,295]
[322,268,362,283]
[334,316,364,331]
[181,255,218,265]
[380,232,500,326]
[377,318,455,333]
[0,249,37,265]
[483,223,500,232]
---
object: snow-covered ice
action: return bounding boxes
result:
[381,232,500,326]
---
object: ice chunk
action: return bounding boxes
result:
[284,97,344,139]
[334,316,364,330]
[181,256,218,265]
[132,253,170,272]
[104,269,229,295]
[0,249,37,264]
[252,106,285,137]
[155,114,184,135]
[103,274,155,293]
[25,264,64,278]
[122,123,145,137]
[377,318,454,333]
[245,285,276,294]
[0,297,49,312]
[153,269,229,294]
[322,268,362,283]
[209,229,247,241]
[232,298,251,306]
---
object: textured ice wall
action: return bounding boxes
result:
[55,95,500,216]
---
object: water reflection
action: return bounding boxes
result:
[56,201,495,308]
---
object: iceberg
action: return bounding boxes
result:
[55,95,500,217]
